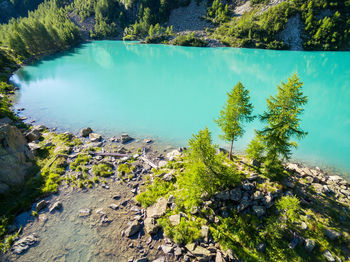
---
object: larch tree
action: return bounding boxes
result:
[258,73,308,162]
[215,82,255,160]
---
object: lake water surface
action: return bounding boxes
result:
[11,41,350,175]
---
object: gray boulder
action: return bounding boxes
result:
[25,129,41,142]
[323,250,335,262]
[49,201,62,213]
[89,133,101,142]
[80,127,93,137]
[121,134,133,144]
[252,205,266,217]
[79,208,91,217]
[0,124,33,194]
[12,233,39,254]
[146,197,168,219]
[144,217,160,235]
[125,220,140,237]
[304,239,315,252]
[36,200,48,211]
[325,229,341,241]
[229,188,242,201]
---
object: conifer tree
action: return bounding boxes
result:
[258,73,308,162]
[215,82,255,160]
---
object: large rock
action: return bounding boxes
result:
[144,217,160,235]
[168,213,181,225]
[25,129,41,142]
[89,133,102,142]
[12,233,39,254]
[323,250,335,262]
[252,206,266,217]
[125,220,140,237]
[166,149,182,161]
[304,239,315,252]
[186,243,211,261]
[36,200,48,211]
[325,229,341,241]
[121,134,133,144]
[229,188,242,201]
[146,197,168,219]
[0,124,33,194]
[80,127,93,137]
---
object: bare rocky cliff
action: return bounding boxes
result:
[0,123,33,194]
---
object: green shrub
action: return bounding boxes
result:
[276,196,301,223]
[158,216,202,244]
[173,33,207,47]
[136,177,175,207]
[92,163,114,177]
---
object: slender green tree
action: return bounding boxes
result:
[215,82,255,160]
[258,73,308,162]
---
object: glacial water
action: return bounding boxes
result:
[11,41,350,175]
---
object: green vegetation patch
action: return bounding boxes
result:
[92,163,114,177]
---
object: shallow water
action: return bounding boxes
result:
[11,41,350,175]
[3,183,156,262]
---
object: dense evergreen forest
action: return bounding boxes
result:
[0,0,349,66]
[210,0,350,50]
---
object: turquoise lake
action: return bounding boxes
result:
[11,41,350,175]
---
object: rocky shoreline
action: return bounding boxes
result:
[1,119,349,261]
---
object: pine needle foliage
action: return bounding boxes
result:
[257,73,308,162]
[215,82,255,159]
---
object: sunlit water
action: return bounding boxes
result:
[11,41,350,176]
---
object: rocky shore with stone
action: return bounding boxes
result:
[1,117,349,261]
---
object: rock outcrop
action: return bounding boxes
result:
[0,123,33,194]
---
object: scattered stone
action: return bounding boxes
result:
[162,173,173,181]
[215,251,224,262]
[201,225,209,243]
[187,245,211,260]
[146,197,168,218]
[289,237,299,249]
[323,250,335,262]
[256,243,266,253]
[113,194,121,200]
[237,199,251,212]
[121,134,133,144]
[161,245,174,254]
[49,201,62,213]
[304,239,316,252]
[79,208,92,217]
[144,217,160,235]
[80,127,93,137]
[144,139,152,144]
[300,222,308,230]
[253,191,263,200]
[174,247,182,256]
[135,258,148,262]
[109,204,119,210]
[125,220,140,237]
[89,133,102,142]
[229,188,242,201]
[152,257,165,262]
[325,229,341,241]
[215,191,230,200]
[12,233,39,254]
[158,160,167,168]
[166,149,182,161]
[169,214,181,226]
[26,129,41,142]
[27,142,41,155]
[36,200,48,211]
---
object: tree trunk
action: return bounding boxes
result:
[229,139,234,160]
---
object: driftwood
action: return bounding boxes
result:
[140,156,158,169]
[89,151,128,157]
